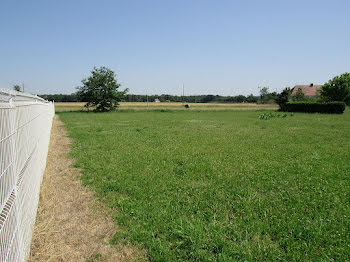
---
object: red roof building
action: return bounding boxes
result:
[291,83,322,97]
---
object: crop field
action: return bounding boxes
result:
[54,102,277,112]
[59,109,350,261]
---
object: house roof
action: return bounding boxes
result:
[291,84,322,97]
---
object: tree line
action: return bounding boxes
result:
[32,66,350,112]
[124,94,262,103]
[40,92,263,103]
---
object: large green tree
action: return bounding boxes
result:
[320,72,350,105]
[77,66,128,112]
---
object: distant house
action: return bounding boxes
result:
[291,83,322,97]
[154,98,160,102]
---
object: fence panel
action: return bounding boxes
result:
[0,89,54,262]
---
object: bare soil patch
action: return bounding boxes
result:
[29,115,145,262]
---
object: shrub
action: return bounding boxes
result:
[258,112,289,120]
[276,87,291,111]
[284,101,346,114]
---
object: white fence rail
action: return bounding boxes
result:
[0,89,54,262]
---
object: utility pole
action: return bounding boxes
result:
[182,83,185,105]
[22,83,24,93]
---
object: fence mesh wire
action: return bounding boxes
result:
[0,88,54,262]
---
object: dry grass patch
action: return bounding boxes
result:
[54,102,277,112]
[29,115,146,262]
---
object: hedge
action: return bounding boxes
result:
[283,102,346,114]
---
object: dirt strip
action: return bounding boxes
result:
[29,115,145,262]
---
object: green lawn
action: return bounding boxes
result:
[59,110,350,261]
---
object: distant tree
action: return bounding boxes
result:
[292,87,305,101]
[235,95,246,103]
[77,66,128,112]
[13,84,21,92]
[276,87,291,111]
[39,93,81,102]
[246,94,258,103]
[259,87,270,104]
[202,95,215,103]
[320,72,350,105]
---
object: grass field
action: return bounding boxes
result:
[59,109,350,261]
[54,102,278,112]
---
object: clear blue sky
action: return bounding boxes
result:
[1,0,349,96]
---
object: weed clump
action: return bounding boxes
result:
[258,112,294,120]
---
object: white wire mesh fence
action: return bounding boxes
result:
[0,89,54,262]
